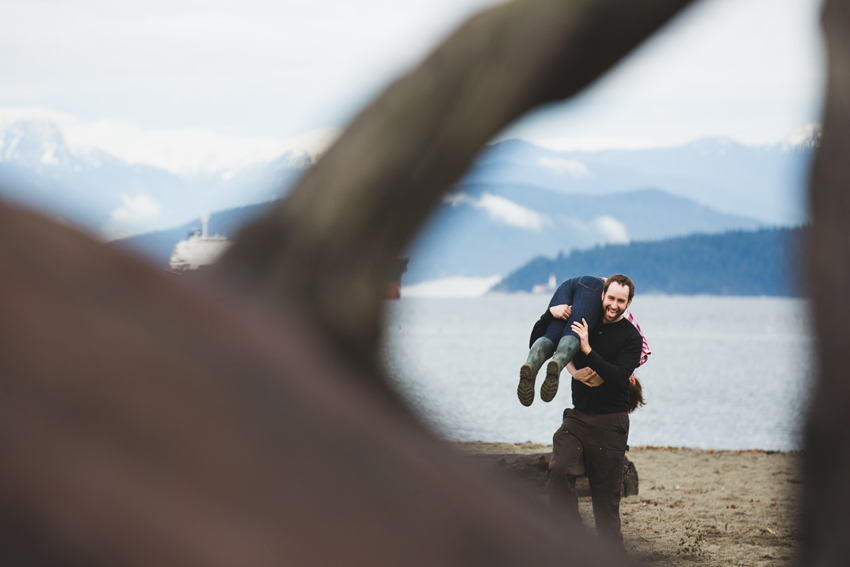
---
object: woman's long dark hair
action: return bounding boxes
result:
[628,375,646,413]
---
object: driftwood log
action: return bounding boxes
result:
[0,1,695,565]
[803,1,850,565]
[469,453,639,498]
[5,0,850,564]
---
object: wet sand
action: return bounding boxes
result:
[455,442,802,566]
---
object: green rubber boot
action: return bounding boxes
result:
[541,335,580,402]
[518,337,555,407]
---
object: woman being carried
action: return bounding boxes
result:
[517,274,650,406]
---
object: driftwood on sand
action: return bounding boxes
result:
[1,0,849,565]
[469,453,640,498]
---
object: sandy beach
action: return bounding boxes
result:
[455,442,802,566]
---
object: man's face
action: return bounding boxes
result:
[601,282,632,323]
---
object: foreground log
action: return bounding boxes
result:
[803,1,850,565]
[38,0,850,563]
[469,453,639,498]
[0,0,697,563]
[0,202,615,566]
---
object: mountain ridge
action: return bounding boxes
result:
[467,135,815,225]
[492,226,806,297]
[405,184,763,284]
[0,119,314,238]
[0,118,814,279]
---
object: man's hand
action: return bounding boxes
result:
[570,318,592,354]
[572,367,595,382]
[572,367,603,388]
[549,304,572,320]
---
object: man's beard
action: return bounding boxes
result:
[603,303,623,322]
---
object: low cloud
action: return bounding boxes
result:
[103,193,162,239]
[477,193,547,230]
[447,192,547,231]
[537,157,592,179]
[591,215,630,244]
[444,192,472,208]
[562,215,630,245]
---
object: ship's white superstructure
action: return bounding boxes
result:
[168,214,232,270]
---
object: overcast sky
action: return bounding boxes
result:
[0,0,826,173]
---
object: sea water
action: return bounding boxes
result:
[382,295,813,451]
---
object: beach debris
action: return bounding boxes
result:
[677,521,707,558]
[623,458,640,497]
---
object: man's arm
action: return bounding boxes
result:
[569,361,603,387]
[570,319,641,387]
[585,334,641,387]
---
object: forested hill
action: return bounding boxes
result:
[491,227,806,297]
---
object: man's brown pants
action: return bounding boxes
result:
[547,408,629,544]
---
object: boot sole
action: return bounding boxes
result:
[517,364,535,407]
[540,361,560,402]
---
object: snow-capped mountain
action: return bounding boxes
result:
[468,132,817,226]
[0,120,117,171]
[0,119,323,238]
[782,123,822,152]
[0,117,817,282]
[1,120,73,168]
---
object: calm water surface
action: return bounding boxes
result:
[382,295,813,451]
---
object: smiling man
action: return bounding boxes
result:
[546,274,643,552]
[518,274,648,406]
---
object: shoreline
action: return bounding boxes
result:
[454,441,801,454]
[454,442,802,566]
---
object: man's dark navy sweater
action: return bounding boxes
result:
[572,317,642,414]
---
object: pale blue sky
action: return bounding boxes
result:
[504,0,826,149]
[0,0,826,171]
